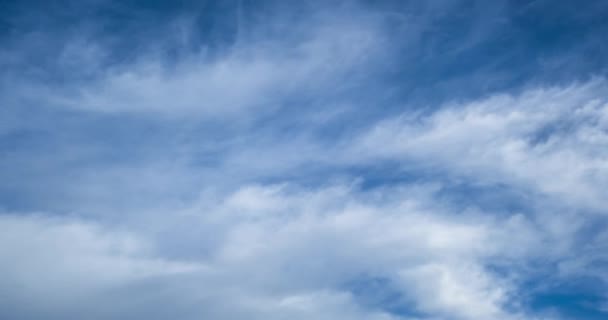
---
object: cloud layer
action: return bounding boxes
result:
[1,1,608,319]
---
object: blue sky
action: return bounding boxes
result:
[1,0,608,319]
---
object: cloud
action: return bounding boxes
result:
[1,1,608,319]
[0,181,540,319]
[0,212,202,319]
[4,78,606,319]
[354,79,608,210]
[2,7,384,119]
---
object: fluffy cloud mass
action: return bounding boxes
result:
[1,1,607,319]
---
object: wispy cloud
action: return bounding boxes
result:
[1,1,607,319]
[354,79,608,210]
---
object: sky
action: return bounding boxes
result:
[1,0,608,319]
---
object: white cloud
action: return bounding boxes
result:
[4,76,605,319]
[0,181,541,320]
[166,183,534,320]
[7,13,383,119]
[1,2,607,318]
[0,213,203,318]
[398,262,508,319]
[354,79,608,210]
